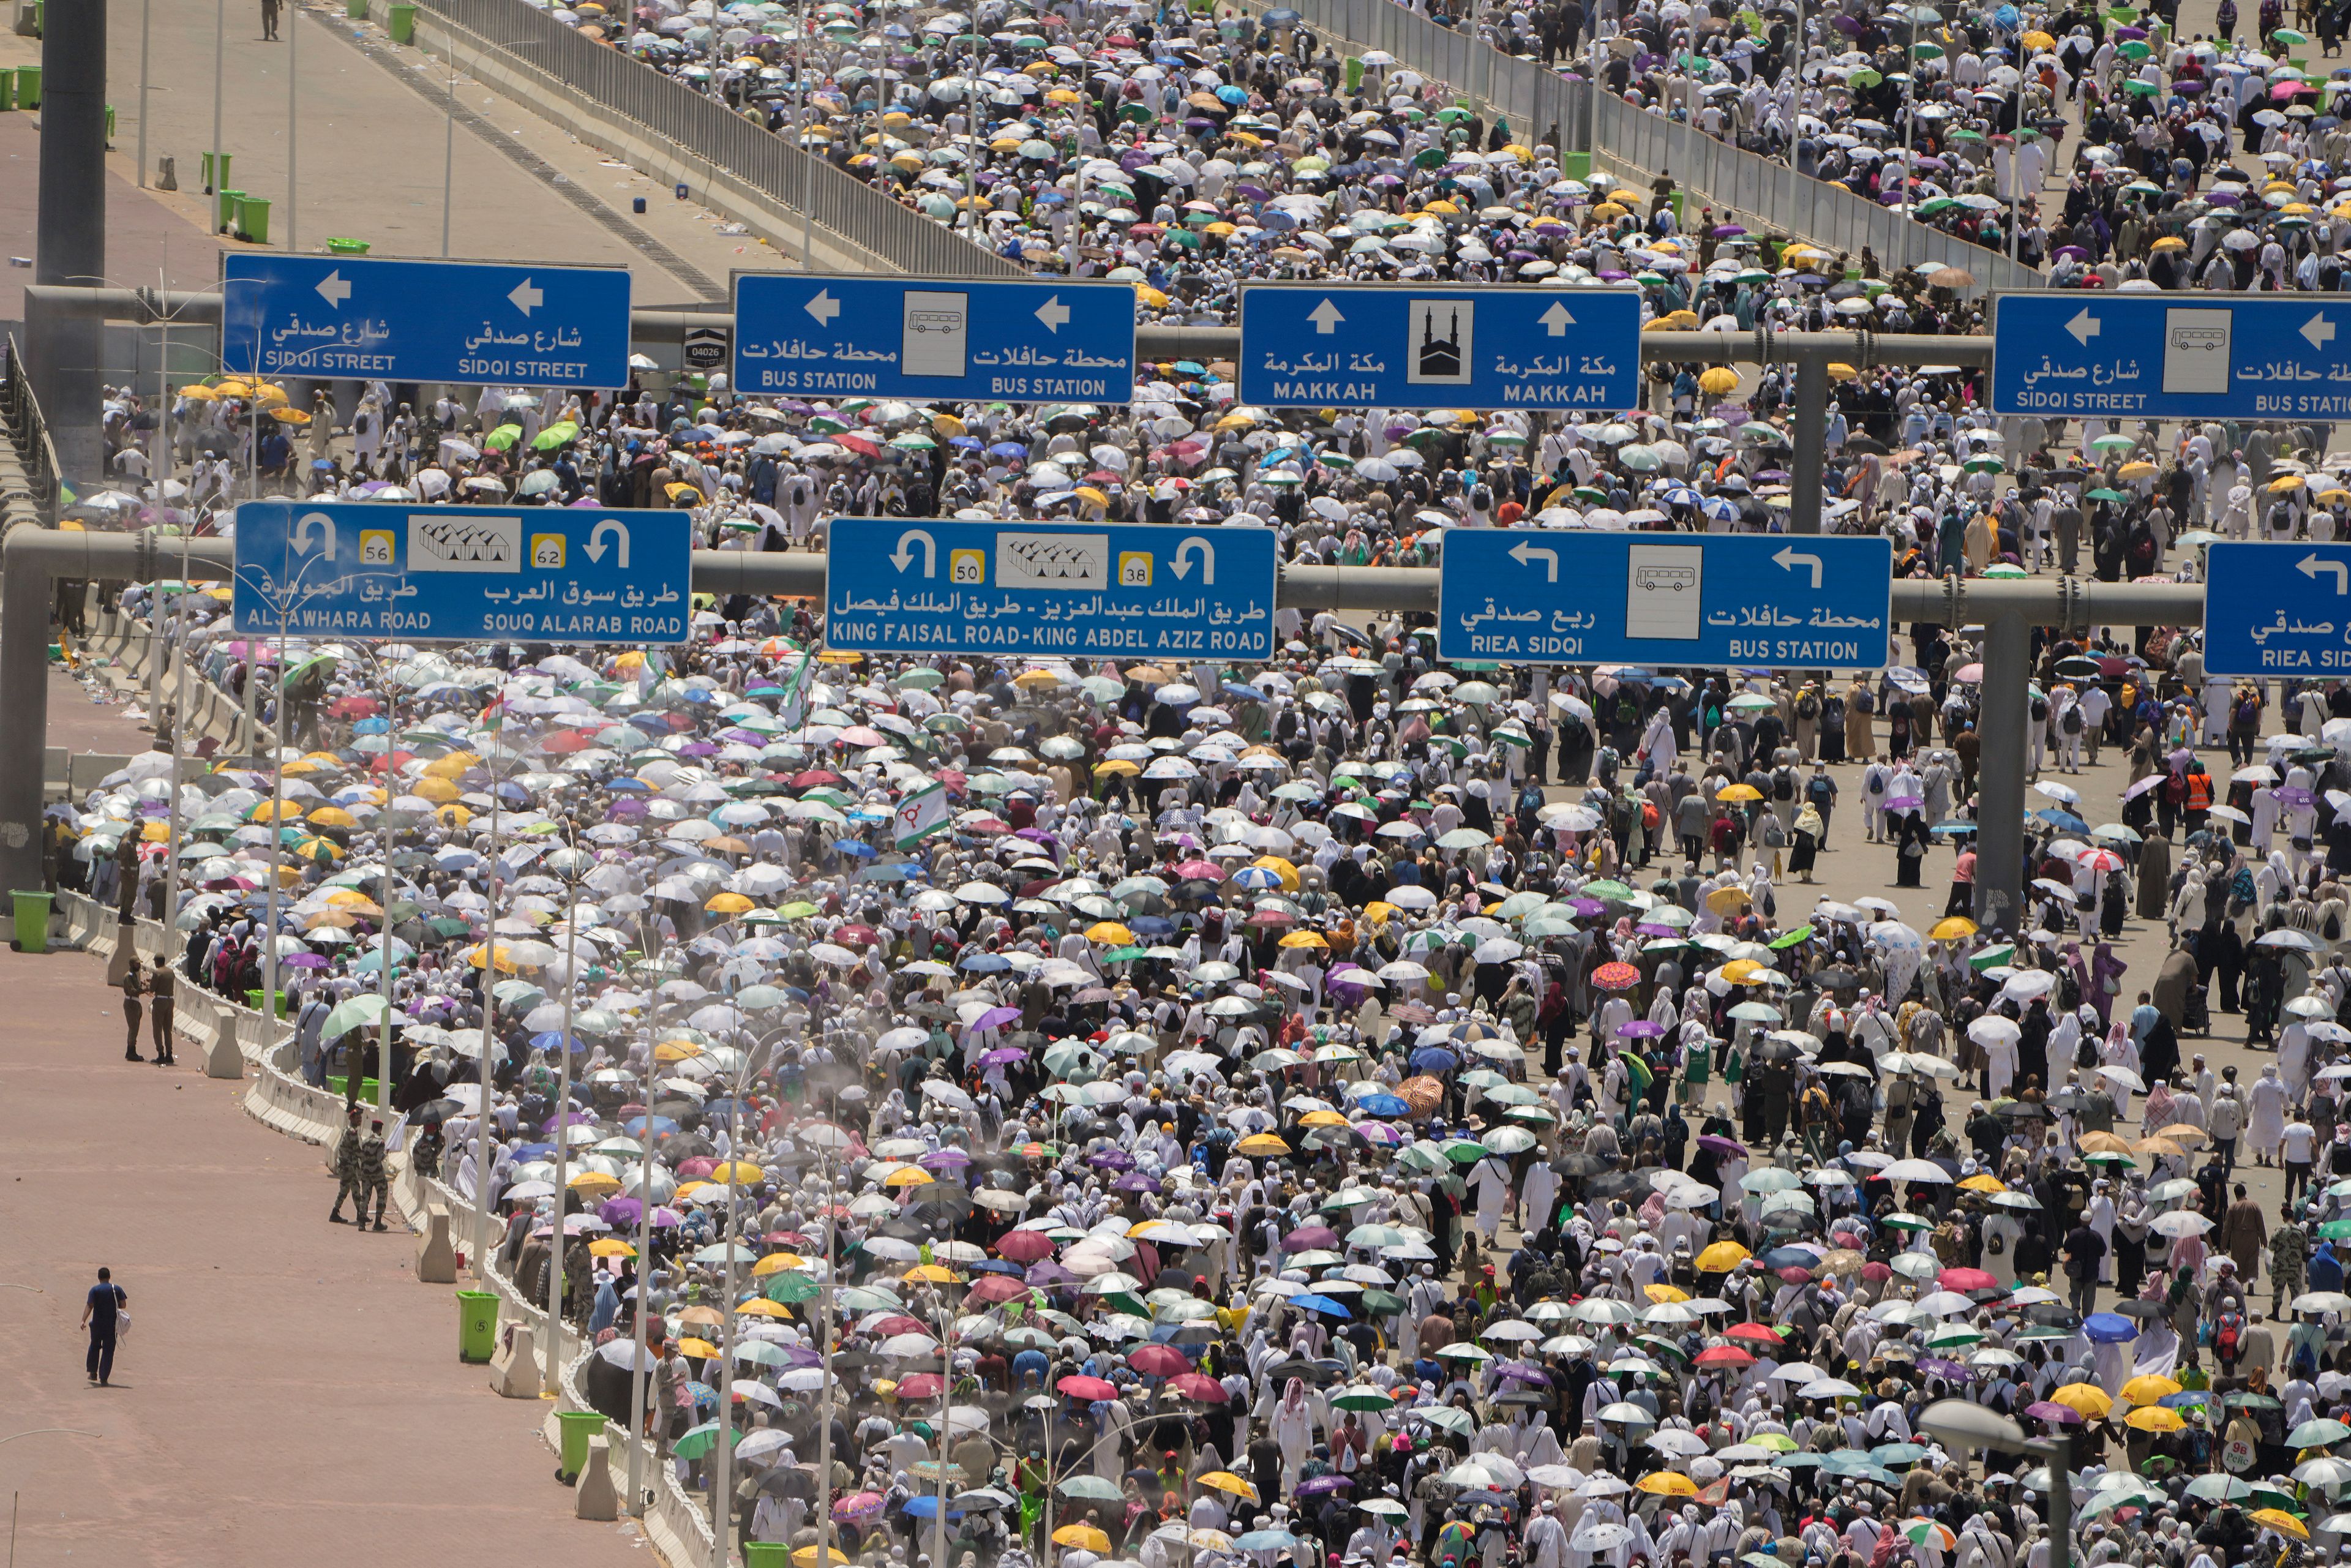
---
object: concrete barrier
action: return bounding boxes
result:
[414,1204,457,1284]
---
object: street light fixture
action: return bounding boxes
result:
[1918,1399,2071,1568]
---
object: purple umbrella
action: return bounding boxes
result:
[967,1005,1021,1032]
[1498,1362,1553,1384]
[1698,1134,1748,1155]
[2022,1400,2087,1425]
[920,1147,975,1169]
[1917,1357,1974,1381]
[1113,1171,1163,1192]
[980,1047,1028,1066]
[1282,1225,1341,1251]
[1297,1475,1354,1496]
[1618,1020,1667,1038]
[1026,1260,1079,1287]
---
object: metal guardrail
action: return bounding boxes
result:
[2,336,61,522]
[1275,0,2039,293]
[413,0,1022,280]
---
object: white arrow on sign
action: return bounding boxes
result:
[583,519,632,568]
[806,289,842,326]
[1539,302,1576,337]
[291,511,339,558]
[1034,296,1072,334]
[2306,313,2339,351]
[1509,539,1559,581]
[1307,299,1345,334]
[2064,309,2101,346]
[891,528,937,577]
[1772,545,1824,588]
[315,271,352,309]
[508,278,544,317]
[2300,553,2349,594]
[1169,536,1217,584]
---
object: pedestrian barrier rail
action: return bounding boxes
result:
[407,0,1022,279]
[1265,0,2040,293]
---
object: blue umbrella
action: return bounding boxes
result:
[624,1115,681,1136]
[2082,1315,2138,1343]
[1289,1294,1352,1318]
[2034,808,2090,832]
[959,952,1011,971]
[1408,1046,1459,1072]
[1357,1093,1412,1117]
[902,1497,966,1520]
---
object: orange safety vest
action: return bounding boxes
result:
[2186,773,2213,811]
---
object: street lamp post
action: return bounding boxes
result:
[1919,1400,2071,1568]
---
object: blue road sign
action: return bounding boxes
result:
[221,255,633,386]
[1237,285,1643,411]
[231,500,694,645]
[1990,293,2351,422]
[2203,541,2351,677]
[1436,531,1894,667]
[732,275,1137,402]
[825,519,1278,660]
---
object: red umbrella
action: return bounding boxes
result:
[1128,1344,1190,1376]
[1169,1373,1226,1402]
[1057,1374,1119,1401]
[1593,961,1642,991]
[873,1315,928,1336]
[1724,1322,1781,1343]
[967,1274,1032,1304]
[1937,1267,1999,1292]
[1169,860,1225,880]
[996,1230,1056,1262]
[896,1372,944,1400]
[1694,1345,1755,1367]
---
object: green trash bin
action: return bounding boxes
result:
[745,1547,795,1568]
[238,195,271,244]
[200,150,232,193]
[244,988,289,1018]
[15,66,39,111]
[457,1289,500,1363]
[326,236,371,254]
[389,2,416,41]
[217,187,242,231]
[346,0,368,14]
[1344,55,1364,92]
[555,1409,607,1484]
[103,104,113,143]
[0,77,15,113]
[10,890,51,953]
[1561,149,1592,181]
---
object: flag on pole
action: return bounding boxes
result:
[893,781,951,849]
[778,649,817,730]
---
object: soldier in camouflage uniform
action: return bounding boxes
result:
[353,1119,390,1231]
[2272,1209,2309,1318]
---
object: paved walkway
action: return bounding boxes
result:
[0,0,787,315]
[0,692,649,1568]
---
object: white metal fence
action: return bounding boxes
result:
[414,0,1022,279]
[1277,0,2040,292]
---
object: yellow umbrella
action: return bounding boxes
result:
[708,1160,765,1184]
[2121,1373,2183,1405]
[435,803,473,830]
[706,891,756,913]
[1054,1528,1114,1553]
[2252,1512,2310,1542]
[1643,1283,1690,1304]
[1198,1472,1259,1502]
[307,806,358,828]
[1362,901,1398,925]
[1716,783,1763,802]
[1930,916,1978,940]
[1278,930,1329,949]
[1958,1173,2006,1193]
[902,1263,959,1283]
[677,1337,721,1359]
[413,776,461,803]
[2078,1131,2135,1156]
[734,1298,793,1318]
[1695,1240,1750,1271]
[1086,920,1135,944]
[752,1253,809,1275]
[1698,367,1741,396]
[654,1040,704,1062]
[1637,1474,1699,1497]
[1235,1133,1291,1156]
[590,1238,638,1258]
[2124,1405,2184,1433]
[1094,759,1139,777]
[883,1166,934,1187]
[793,1548,855,1567]
[1251,855,1300,890]
[178,384,221,400]
[1299,1109,1351,1127]
[2048,1383,2112,1418]
[466,944,521,973]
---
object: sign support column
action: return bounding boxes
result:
[1972,610,2033,935]
[1790,357,1827,535]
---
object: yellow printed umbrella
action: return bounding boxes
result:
[590,1238,637,1258]
[1198,1472,1260,1501]
[2121,1373,2183,1405]
[2048,1382,2112,1418]
[752,1253,808,1275]
[2124,1405,2184,1433]
[1695,1240,1751,1271]
[1054,1528,1113,1553]
[2252,1512,2310,1541]
[1930,916,1978,940]
[883,1166,934,1187]
[1236,1133,1291,1156]
[568,1170,622,1193]
[1637,1473,1698,1497]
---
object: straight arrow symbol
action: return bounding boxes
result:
[1539,302,1575,336]
[1307,299,1344,334]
